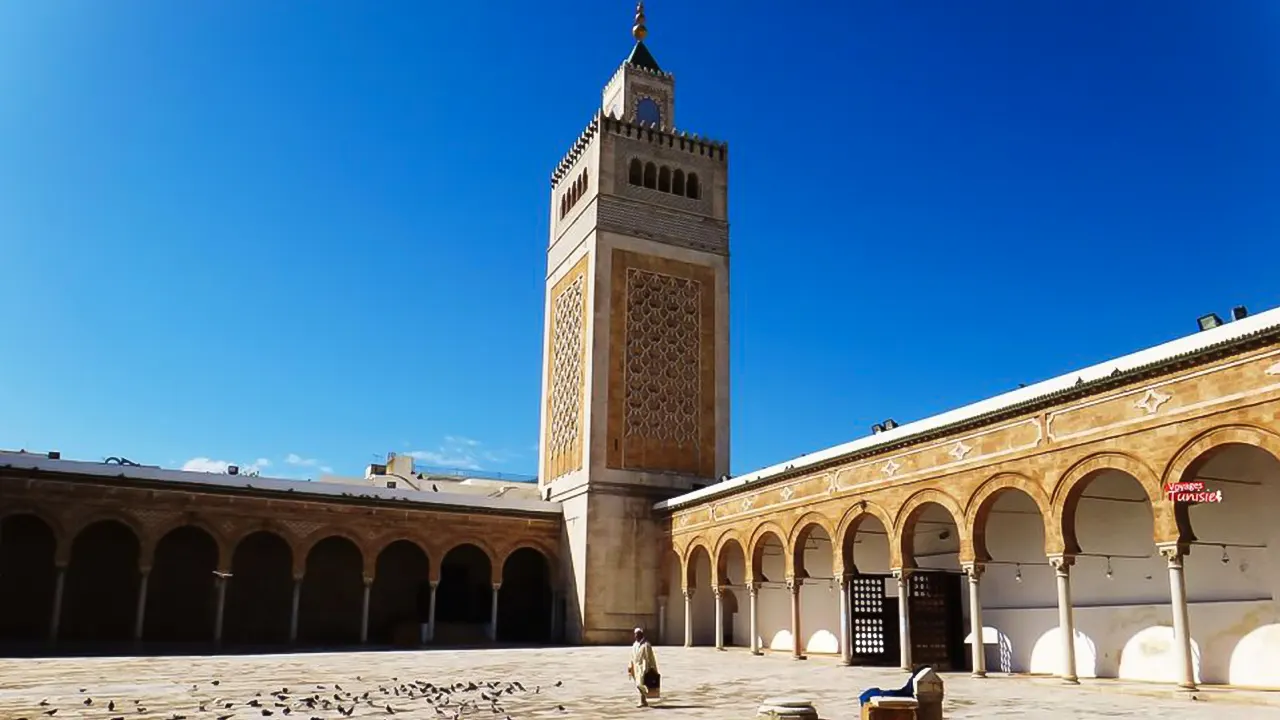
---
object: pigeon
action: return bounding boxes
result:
[83,699,92,706]
[555,681,563,687]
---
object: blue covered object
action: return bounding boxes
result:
[858,667,929,706]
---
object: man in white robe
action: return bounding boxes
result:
[627,627,659,707]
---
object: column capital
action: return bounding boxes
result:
[891,567,913,581]
[492,582,502,592]
[292,572,305,582]
[962,562,985,580]
[785,575,800,592]
[363,576,374,587]
[1048,554,1075,573]
[682,587,694,600]
[138,565,152,576]
[747,582,759,597]
[712,585,723,598]
[429,579,439,589]
[1158,544,1186,567]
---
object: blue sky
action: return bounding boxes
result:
[1,1,1277,481]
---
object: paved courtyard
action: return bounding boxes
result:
[2,647,1280,719]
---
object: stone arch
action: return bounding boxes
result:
[628,158,642,185]
[788,512,836,579]
[498,540,559,583]
[439,537,499,584]
[152,517,231,572]
[63,518,143,642]
[747,521,788,584]
[658,165,672,193]
[299,527,369,579]
[893,488,967,569]
[966,472,1054,561]
[643,161,657,189]
[372,534,432,570]
[686,172,700,199]
[834,500,897,574]
[1051,451,1171,553]
[683,537,713,590]
[673,168,686,195]
[1162,424,1280,488]
[713,531,747,587]
[0,506,67,564]
[69,510,149,567]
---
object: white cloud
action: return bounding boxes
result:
[286,453,322,467]
[182,457,269,475]
[407,436,496,470]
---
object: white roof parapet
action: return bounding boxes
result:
[656,305,1280,512]
[0,453,561,516]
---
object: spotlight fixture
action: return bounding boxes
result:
[1232,305,1249,321]
[1198,313,1223,332]
[883,419,899,431]
[1221,545,1230,565]
[1105,556,1113,580]
[872,423,885,435]
[1014,564,1023,583]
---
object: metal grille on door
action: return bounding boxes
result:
[908,572,953,670]
[849,575,889,663]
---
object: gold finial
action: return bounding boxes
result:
[632,1,647,42]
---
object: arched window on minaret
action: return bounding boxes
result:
[643,162,657,189]
[658,166,671,193]
[673,169,685,196]
[628,159,642,185]
[686,172,700,199]
[560,194,567,218]
[582,171,589,193]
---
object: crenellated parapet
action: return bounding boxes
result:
[550,113,602,188]
[603,61,674,93]
[600,114,728,163]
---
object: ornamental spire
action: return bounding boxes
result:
[632,1,647,42]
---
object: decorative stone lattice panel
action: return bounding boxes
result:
[544,255,590,480]
[607,250,719,477]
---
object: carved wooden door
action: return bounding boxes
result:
[908,571,958,670]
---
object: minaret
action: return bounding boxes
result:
[538,2,730,644]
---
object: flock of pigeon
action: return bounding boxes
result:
[15,678,568,719]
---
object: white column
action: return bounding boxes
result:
[213,575,228,646]
[426,580,438,643]
[48,564,66,644]
[657,596,667,645]
[360,576,373,644]
[964,563,986,677]
[894,569,912,671]
[133,568,151,642]
[1049,555,1079,684]
[683,589,693,647]
[489,583,501,642]
[748,583,761,655]
[788,577,805,660]
[839,575,852,666]
[713,587,725,650]
[1160,546,1197,690]
[289,575,302,644]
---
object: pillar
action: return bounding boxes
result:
[964,563,986,677]
[489,583,501,642]
[360,576,373,644]
[657,596,667,645]
[213,575,228,646]
[893,569,912,671]
[682,588,693,647]
[133,567,151,643]
[788,577,805,660]
[713,587,725,650]
[426,580,438,643]
[1049,555,1079,684]
[748,582,761,656]
[48,564,66,644]
[289,575,302,644]
[1160,546,1197,690]
[838,575,852,666]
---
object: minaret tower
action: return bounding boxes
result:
[537,2,731,644]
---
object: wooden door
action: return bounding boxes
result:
[848,574,894,665]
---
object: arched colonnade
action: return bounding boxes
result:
[664,424,1280,690]
[0,512,560,652]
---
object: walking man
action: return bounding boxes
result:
[627,627,659,708]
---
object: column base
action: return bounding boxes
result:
[792,655,807,661]
[715,646,726,652]
[751,650,763,656]
[840,659,853,667]
[1061,676,1080,685]
[971,671,986,679]
[1177,683,1199,693]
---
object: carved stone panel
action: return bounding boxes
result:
[544,255,590,480]
[607,250,717,476]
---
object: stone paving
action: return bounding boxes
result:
[2,647,1280,719]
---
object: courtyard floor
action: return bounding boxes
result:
[2,646,1280,719]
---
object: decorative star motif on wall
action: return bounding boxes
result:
[1133,388,1172,415]
[881,459,901,477]
[741,495,755,512]
[949,441,973,460]
[1266,361,1280,376]
[780,486,795,501]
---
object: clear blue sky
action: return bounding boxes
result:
[1,1,1277,480]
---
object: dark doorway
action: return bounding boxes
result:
[369,540,430,646]
[436,544,492,644]
[144,526,219,645]
[298,536,363,647]
[0,514,57,644]
[907,571,965,671]
[497,547,552,643]
[63,521,140,644]
[224,531,292,646]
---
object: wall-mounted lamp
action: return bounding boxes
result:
[1221,545,1230,565]
[1014,564,1022,583]
[1105,556,1113,580]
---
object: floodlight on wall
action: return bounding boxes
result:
[1232,305,1249,321]
[883,419,898,431]
[1014,564,1022,583]
[872,423,885,435]
[1105,556,1113,580]
[1198,313,1223,331]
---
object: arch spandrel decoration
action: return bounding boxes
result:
[1050,451,1171,554]
[965,472,1055,561]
